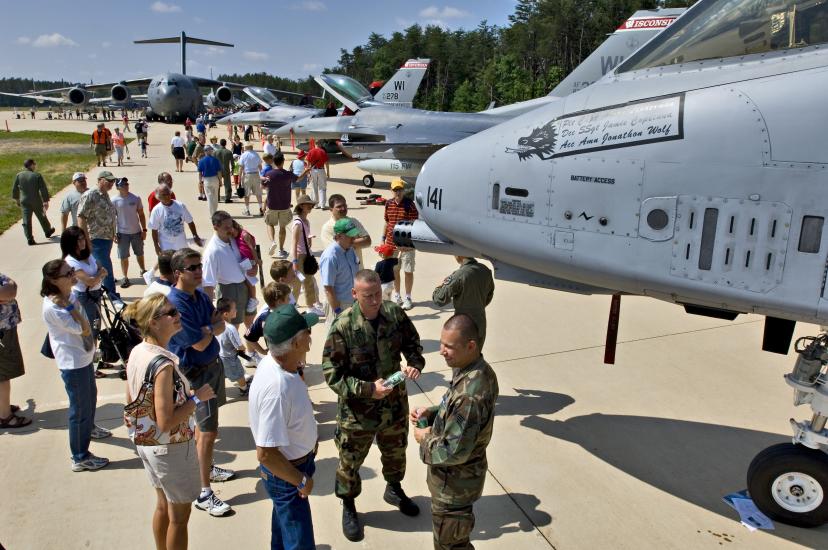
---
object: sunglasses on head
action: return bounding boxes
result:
[154,306,179,319]
[179,263,203,272]
[57,267,76,278]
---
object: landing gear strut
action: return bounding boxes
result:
[748,335,828,527]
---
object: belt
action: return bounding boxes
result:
[244,172,258,174]
[289,442,319,466]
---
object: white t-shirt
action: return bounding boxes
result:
[148,200,193,251]
[264,142,279,157]
[65,255,101,293]
[202,235,246,288]
[143,279,173,298]
[218,323,243,358]
[248,355,317,460]
[42,295,95,370]
[170,136,185,148]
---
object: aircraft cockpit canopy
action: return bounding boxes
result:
[317,75,373,105]
[620,0,828,72]
[246,87,280,107]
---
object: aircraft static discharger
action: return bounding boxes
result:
[399,0,828,528]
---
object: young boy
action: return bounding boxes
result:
[139,137,148,158]
[269,259,297,305]
[216,298,251,395]
[244,281,292,355]
[374,243,399,300]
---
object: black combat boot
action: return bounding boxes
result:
[341,497,363,541]
[383,482,420,516]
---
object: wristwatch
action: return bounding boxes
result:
[297,475,308,490]
[190,395,202,406]
[64,303,75,312]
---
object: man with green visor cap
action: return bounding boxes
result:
[319,217,361,329]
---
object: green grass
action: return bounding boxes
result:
[0,130,96,235]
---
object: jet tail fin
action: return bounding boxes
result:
[548,8,685,97]
[375,59,430,108]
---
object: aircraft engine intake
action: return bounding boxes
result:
[67,87,88,106]
[110,84,130,103]
[214,85,233,105]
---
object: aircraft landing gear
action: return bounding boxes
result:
[747,334,828,527]
[362,174,375,187]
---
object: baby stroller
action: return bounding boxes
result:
[97,294,142,380]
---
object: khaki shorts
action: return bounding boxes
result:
[137,440,201,503]
[394,248,416,273]
[265,208,292,228]
[217,281,250,322]
[242,172,261,196]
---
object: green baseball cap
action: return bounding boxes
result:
[98,170,117,181]
[333,217,361,237]
[264,304,319,346]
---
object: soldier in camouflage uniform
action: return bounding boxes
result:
[432,257,494,349]
[323,269,426,542]
[413,314,499,550]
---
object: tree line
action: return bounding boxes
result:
[1,1,697,111]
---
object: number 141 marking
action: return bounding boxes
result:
[427,186,443,210]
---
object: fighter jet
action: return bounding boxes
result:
[2,32,308,122]
[215,59,431,130]
[400,0,828,528]
[273,9,684,184]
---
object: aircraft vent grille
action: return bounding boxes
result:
[670,196,792,293]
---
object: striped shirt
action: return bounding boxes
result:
[383,198,418,246]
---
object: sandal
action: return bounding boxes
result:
[0,413,32,429]
[95,369,107,379]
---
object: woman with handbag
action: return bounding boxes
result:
[290,194,324,316]
[123,293,214,550]
[41,259,110,472]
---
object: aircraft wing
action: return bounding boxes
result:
[189,77,316,99]
[340,142,445,161]
[0,92,73,105]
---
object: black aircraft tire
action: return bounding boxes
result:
[747,443,828,527]
[363,175,375,187]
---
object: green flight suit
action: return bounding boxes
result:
[11,169,53,242]
[432,258,494,348]
[420,356,499,550]
[213,145,235,201]
[323,300,425,498]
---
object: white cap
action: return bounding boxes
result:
[72,172,86,181]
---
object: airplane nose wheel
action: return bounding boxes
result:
[362,174,375,187]
[747,334,828,527]
[747,443,828,527]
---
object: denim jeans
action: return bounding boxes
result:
[260,455,316,550]
[59,364,97,462]
[91,238,116,297]
[73,290,101,340]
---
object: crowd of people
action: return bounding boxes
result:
[4,123,500,549]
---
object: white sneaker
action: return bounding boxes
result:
[91,425,112,439]
[402,298,413,310]
[243,208,251,216]
[246,297,259,313]
[209,464,236,482]
[71,454,110,472]
[194,491,232,517]
[308,305,325,317]
[393,293,403,305]
[277,249,289,259]
[268,242,279,256]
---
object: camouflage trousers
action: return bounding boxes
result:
[334,398,409,498]
[432,500,475,550]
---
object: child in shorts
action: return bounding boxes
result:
[374,243,399,300]
[231,220,259,313]
[216,298,251,395]
[139,138,148,158]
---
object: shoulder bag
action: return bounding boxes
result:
[299,220,319,275]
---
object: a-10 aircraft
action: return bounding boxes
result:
[215,59,431,130]
[398,0,828,528]
[273,9,684,185]
[1,32,308,122]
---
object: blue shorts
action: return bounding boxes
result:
[220,354,245,382]
[116,232,144,259]
[291,177,307,190]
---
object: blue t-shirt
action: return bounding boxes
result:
[375,257,399,285]
[244,306,271,343]
[260,165,273,178]
[198,155,222,178]
[167,287,220,373]
[196,122,206,133]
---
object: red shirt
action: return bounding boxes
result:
[384,198,418,246]
[305,146,329,169]
[148,190,177,212]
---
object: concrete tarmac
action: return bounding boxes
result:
[1,114,826,549]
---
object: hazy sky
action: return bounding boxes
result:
[3,1,516,84]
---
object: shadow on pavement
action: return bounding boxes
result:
[520,413,828,544]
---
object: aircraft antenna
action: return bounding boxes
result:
[134,32,233,75]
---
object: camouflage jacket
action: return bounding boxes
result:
[323,301,425,402]
[421,355,499,504]
[432,258,494,335]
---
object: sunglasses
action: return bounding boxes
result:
[154,307,179,319]
[57,267,76,278]
[179,263,203,272]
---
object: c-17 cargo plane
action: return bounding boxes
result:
[215,58,431,130]
[2,32,308,122]
[272,9,684,185]
[399,0,828,528]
